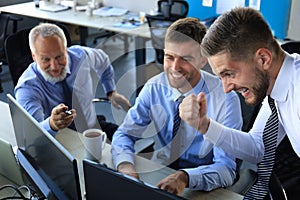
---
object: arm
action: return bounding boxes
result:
[158,92,241,193]
[16,87,76,136]
[111,85,152,174]
[90,48,131,111]
[180,92,264,163]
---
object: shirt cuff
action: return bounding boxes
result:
[41,117,58,137]
[114,153,135,169]
[203,119,223,145]
[181,168,202,190]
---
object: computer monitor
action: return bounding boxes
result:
[83,159,186,200]
[7,94,82,200]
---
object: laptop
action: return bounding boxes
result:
[0,137,24,186]
[83,159,186,200]
[7,94,82,200]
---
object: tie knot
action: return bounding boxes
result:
[268,96,276,110]
[176,95,185,104]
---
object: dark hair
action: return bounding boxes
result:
[165,17,207,45]
[201,7,280,61]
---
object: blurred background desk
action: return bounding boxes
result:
[0,1,151,89]
[56,128,243,200]
[0,1,150,62]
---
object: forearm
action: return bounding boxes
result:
[183,163,236,191]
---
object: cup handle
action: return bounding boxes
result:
[102,133,107,149]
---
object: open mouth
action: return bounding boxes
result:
[171,72,183,80]
[237,87,250,96]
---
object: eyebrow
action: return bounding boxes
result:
[164,52,194,60]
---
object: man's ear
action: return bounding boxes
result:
[256,48,272,70]
[199,57,208,68]
[31,52,36,62]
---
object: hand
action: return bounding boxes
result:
[49,104,76,131]
[179,93,210,134]
[117,162,140,180]
[157,171,188,195]
[109,91,131,112]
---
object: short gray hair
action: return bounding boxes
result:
[29,23,67,53]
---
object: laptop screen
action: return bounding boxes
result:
[7,94,82,200]
[83,159,186,200]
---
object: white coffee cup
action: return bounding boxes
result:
[83,129,107,161]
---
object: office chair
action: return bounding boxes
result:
[157,0,189,20]
[5,24,72,87]
[0,13,22,93]
[281,40,300,54]
[146,0,189,66]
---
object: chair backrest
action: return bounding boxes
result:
[146,0,189,66]
[281,41,300,54]
[146,15,174,65]
[0,14,11,60]
[157,0,189,20]
[5,23,72,86]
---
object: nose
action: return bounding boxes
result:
[171,58,181,71]
[222,77,234,93]
[49,58,60,70]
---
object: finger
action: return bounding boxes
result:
[197,92,207,117]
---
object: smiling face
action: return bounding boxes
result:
[164,40,206,93]
[208,52,269,105]
[32,34,68,82]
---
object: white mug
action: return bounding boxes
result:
[83,129,107,161]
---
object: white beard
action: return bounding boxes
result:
[38,60,69,83]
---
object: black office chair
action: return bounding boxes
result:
[0,13,22,92]
[145,0,188,67]
[281,40,300,54]
[157,0,189,20]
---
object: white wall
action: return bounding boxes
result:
[287,0,300,40]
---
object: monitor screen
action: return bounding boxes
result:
[83,159,186,200]
[7,94,82,200]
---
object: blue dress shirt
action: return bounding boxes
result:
[15,45,116,136]
[112,70,243,191]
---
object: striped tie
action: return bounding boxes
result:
[169,95,184,169]
[244,96,279,200]
[172,96,185,137]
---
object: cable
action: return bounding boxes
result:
[0,184,31,200]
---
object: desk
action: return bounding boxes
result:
[56,128,243,200]
[0,100,242,199]
[0,2,151,88]
[0,101,17,147]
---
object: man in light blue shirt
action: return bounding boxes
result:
[15,23,131,138]
[111,18,243,195]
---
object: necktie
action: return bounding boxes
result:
[244,96,279,200]
[172,95,184,137]
[169,95,184,169]
[61,79,76,130]
[62,79,72,108]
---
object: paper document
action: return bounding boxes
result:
[93,7,128,16]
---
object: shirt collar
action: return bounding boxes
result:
[271,52,292,102]
[171,76,205,101]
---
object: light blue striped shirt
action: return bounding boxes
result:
[112,70,243,191]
